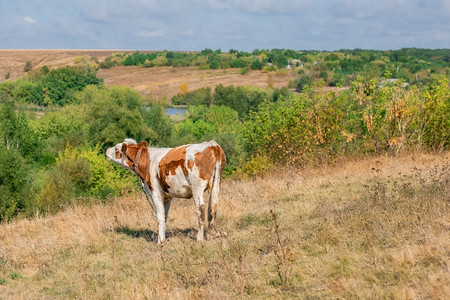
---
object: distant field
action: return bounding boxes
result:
[0,50,295,102]
[0,152,448,298]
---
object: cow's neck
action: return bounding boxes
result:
[132,148,152,190]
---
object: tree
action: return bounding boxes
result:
[0,145,33,222]
[24,61,32,72]
[41,66,102,105]
[210,60,220,69]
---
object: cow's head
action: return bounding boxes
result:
[106,139,149,177]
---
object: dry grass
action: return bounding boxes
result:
[0,152,449,299]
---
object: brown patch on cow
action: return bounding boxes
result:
[194,145,226,180]
[124,142,152,190]
[159,145,189,193]
[187,159,194,171]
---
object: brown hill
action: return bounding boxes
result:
[0,50,296,102]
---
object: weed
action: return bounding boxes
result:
[10,272,22,279]
[269,209,294,286]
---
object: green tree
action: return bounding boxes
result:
[0,144,33,222]
[41,66,102,105]
[82,86,155,148]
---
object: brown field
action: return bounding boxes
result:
[0,152,448,299]
[0,50,296,102]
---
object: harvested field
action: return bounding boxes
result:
[0,50,296,102]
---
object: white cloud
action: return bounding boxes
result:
[23,16,37,24]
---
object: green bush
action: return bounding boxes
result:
[171,87,211,106]
[0,102,43,161]
[0,145,34,222]
[295,75,314,92]
[36,146,137,214]
[213,85,273,119]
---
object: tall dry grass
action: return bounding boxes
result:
[0,152,448,299]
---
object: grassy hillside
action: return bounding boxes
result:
[0,152,448,299]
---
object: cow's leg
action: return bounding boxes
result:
[208,163,221,228]
[152,192,166,243]
[140,179,156,213]
[192,187,207,241]
[164,197,173,223]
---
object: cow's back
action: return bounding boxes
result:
[154,141,225,198]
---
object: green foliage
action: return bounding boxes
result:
[31,104,88,152]
[242,76,450,166]
[142,103,174,146]
[210,60,220,69]
[295,75,314,92]
[1,65,102,106]
[79,86,156,148]
[171,87,211,106]
[37,146,136,214]
[0,102,42,161]
[416,76,449,149]
[41,66,102,105]
[213,85,274,119]
[0,145,34,222]
[234,155,274,179]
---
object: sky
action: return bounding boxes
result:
[1,0,449,51]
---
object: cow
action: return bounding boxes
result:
[106,139,226,243]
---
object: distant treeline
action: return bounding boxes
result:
[99,48,450,84]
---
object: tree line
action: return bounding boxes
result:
[98,48,449,85]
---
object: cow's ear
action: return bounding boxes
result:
[121,143,128,154]
[138,141,148,148]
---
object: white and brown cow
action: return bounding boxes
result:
[106,139,226,243]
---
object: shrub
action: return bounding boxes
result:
[234,155,274,179]
[171,87,211,106]
[210,60,220,69]
[24,61,32,72]
[295,75,314,92]
[0,145,33,222]
[37,146,137,214]
[213,85,273,119]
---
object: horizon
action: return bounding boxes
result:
[1,47,449,52]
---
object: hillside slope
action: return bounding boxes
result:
[0,50,294,102]
[0,153,448,298]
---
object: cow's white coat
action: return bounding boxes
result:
[106,139,225,243]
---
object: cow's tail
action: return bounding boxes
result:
[208,143,225,228]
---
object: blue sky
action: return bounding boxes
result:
[1,0,449,51]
